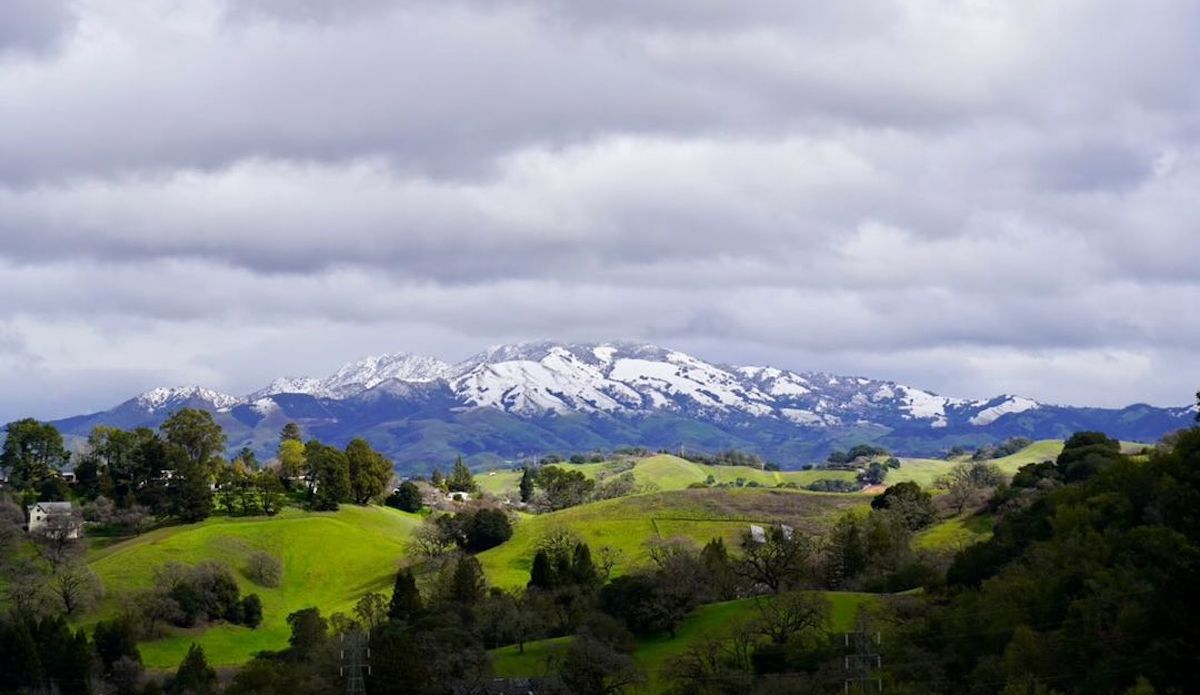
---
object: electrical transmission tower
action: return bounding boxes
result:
[844,625,882,694]
[341,629,370,695]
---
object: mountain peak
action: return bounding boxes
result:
[250,352,451,400]
[135,386,242,411]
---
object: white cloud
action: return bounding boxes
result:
[0,0,1198,419]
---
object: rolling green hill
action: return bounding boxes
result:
[477,454,858,499]
[477,487,869,589]
[884,439,1067,487]
[491,592,879,692]
[86,506,421,668]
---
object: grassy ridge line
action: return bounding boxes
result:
[885,439,1067,487]
[477,454,857,498]
[491,592,878,692]
[86,506,421,668]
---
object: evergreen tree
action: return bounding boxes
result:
[447,456,477,493]
[430,468,445,489]
[171,644,216,695]
[94,618,141,675]
[0,619,42,691]
[241,594,263,629]
[59,629,92,695]
[528,549,556,590]
[519,466,534,503]
[388,568,422,621]
[571,542,599,586]
[280,422,302,442]
[449,556,486,605]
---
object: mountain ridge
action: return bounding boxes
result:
[51,341,1195,471]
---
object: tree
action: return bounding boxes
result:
[447,555,487,606]
[94,618,141,675]
[528,549,557,590]
[519,466,535,503]
[536,466,596,510]
[386,481,423,512]
[160,409,226,474]
[276,438,306,485]
[572,542,600,586]
[345,438,392,504]
[1056,431,1123,482]
[171,644,217,695]
[304,441,351,511]
[31,507,84,568]
[1,418,69,490]
[246,551,283,587]
[938,462,1004,514]
[447,456,477,493]
[871,481,936,530]
[280,422,302,442]
[461,508,513,552]
[241,594,263,628]
[388,568,422,621]
[286,608,328,659]
[234,446,259,471]
[49,562,104,616]
[555,634,643,695]
[734,525,815,593]
[355,592,389,630]
[254,469,285,515]
[750,591,830,646]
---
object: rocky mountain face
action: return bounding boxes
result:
[51,341,1194,472]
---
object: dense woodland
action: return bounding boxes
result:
[1,401,1198,693]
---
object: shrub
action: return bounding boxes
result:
[386,481,423,513]
[242,594,263,629]
[246,552,283,588]
[806,479,861,493]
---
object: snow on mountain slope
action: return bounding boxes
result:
[251,353,450,399]
[135,386,242,412]
[969,396,1042,426]
[124,341,1054,429]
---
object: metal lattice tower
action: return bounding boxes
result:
[340,629,370,695]
[844,625,882,694]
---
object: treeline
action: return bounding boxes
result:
[0,412,396,526]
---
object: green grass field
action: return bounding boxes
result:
[477,487,868,589]
[491,592,878,692]
[885,440,1067,488]
[86,505,421,668]
[476,454,858,499]
[913,513,994,551]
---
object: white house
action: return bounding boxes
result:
[26,501,81,538]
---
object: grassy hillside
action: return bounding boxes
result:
[491,592,878,691]
[86,506,421,668]
[913,513,994,551]
[885,439,1066,487]
[477,454,858,499]
[477,487,868,589]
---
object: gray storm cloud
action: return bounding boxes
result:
[0,0,1198,420]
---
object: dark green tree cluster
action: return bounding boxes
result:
[534,466,595,510]
[384,480,423,512]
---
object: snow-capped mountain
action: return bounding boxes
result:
[51,341,1194,471]
[251,353,450,400]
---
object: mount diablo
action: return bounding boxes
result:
[53,342,1193,472]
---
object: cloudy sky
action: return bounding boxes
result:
[1,0,1198,421]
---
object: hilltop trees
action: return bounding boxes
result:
[304,442,351,511]
[1,418,70,491]
[345,438,392,504]
[161,409,226,523]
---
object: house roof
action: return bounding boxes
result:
[30,501,74,513]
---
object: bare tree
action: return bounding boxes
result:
[734,526,816,594]
[50,562,104,616]
[751,591,830,646]
[596,545,623,582]
[32,510,85,569]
